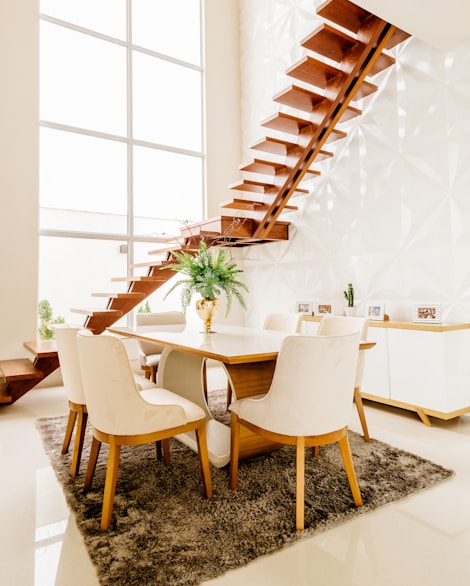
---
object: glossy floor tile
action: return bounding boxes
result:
[1,375,469,586]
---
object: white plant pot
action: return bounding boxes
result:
[345,307,357,317]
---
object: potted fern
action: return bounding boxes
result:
[163,240,249,333]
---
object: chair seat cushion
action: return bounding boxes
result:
[134,374,157,391]
[140,387,206,423]
[143,354,161,367]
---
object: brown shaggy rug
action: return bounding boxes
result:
[36,390,453,586]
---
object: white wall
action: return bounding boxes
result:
[0,0,39,359]
[237,0,470,326]
[205,0,242,217]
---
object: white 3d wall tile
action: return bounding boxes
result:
[238,0,470,325]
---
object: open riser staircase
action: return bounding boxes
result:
[0,0,409,404]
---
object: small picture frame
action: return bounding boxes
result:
[366,302,385,321]
[315,303,332,315]
[412,303,442,324]
[295,300,313,315]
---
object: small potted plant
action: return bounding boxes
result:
[162,240,249,332]
[343,283,357,316]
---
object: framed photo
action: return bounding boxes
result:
[315,303,332,315]
[366,302,385,321]
[412,303,442,324]
[295,300,313,315]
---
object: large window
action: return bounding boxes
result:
[39,0,204,322]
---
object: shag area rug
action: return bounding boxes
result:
[37,390,453,586]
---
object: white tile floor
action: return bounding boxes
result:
[1,373,470,586]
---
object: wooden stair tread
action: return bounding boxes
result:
[273,85,328,114]
[111,276,169,283]
[261,112,313,136]
[251,137,300,156]
[385,29,411,50]
[350,79,378,101]
[91,292,146,299]
[368,52,396,77]
[70,308,124,316]
[302,23,360,62]
[0,358,43,381]
[230,179,309,195]
[240,159,288,175]
[338,104,361,122]
[148,244,199,256]
[317,0,410,51]
[317,0,372,34]
[23,340,57,358]
[221,198,298,212]
[129,261,164,269]
[286,55,342,90]
[313,149,334,162]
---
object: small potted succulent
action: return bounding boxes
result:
[343,283,357,316]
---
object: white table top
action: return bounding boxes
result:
[107,323,289,365]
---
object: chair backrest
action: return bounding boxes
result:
[263,312,303,334]
[76,332,186,435]
[244,333,360,436]
[317,315,368,387]
[53,325,85,405]
[136,311,186,357]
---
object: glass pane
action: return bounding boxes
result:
[133,52,202,151]
[39,236,128,325]
[40,21,127,135]
[132,0,201,65]
[40,128,128,233]
[40,0,127,40]
[133,145,203,237]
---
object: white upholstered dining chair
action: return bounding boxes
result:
[54,324,159,477]
[76,331,212,530]
[226,312,303,408]
[135,311,186,383]
[53,325,87,477]
[262,312,303,334]
[229,332,363,531]
[317,315,370,442]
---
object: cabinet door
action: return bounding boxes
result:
[388,329,470,413]
[361,327,390,399]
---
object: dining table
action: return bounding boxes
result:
[107,322,375,469]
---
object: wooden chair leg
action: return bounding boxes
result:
[354,387,370,442]
[229,413,241,490]
[226,380,232,411]
[150,365,157,384]
[202,359,208,401]
[312,445,320,458]
[337,434,363,507]
[62,408,77,454]
[83,436,101,493]
[156,439,171,466]
[295,437,306,531]
[101,441,121,530]
[70,409,88,477]
[195,421,212,499]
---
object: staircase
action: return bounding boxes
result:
[0,0,410,404]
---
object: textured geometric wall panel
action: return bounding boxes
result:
[238,0,470,324]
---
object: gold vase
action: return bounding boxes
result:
[195,297,220,333]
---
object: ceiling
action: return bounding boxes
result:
[354,0,470,51]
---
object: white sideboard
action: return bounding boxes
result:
[302,316,470,425]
